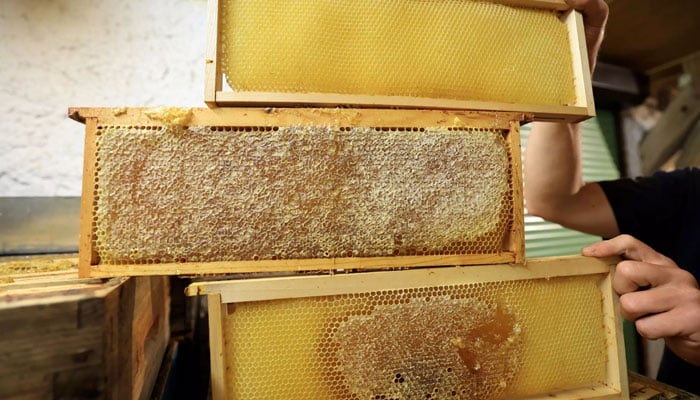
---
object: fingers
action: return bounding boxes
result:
[564,0,608,72]
[564,0,609,28]
[619,285,679,321]
[582,234,677,268]
[612,260,680,294]
[585,237,700,365]
[635,312,682,340]
[583,235,680,293]
[640,300,700,365]
[628,288,700,336]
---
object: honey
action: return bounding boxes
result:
[220,0,576,106]
[221,274,608,399]
[0,258,77,277]
[92,124,514,265]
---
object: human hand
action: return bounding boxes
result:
[583,234,700,366]
[565,0,608,71]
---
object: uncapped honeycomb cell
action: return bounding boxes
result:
[220,0,576,106]
[222,274,607,399]
[92,125,514,265]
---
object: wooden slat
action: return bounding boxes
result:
[683,53,700,97]
[564,9,596,116]
[108,276,171,400]
[87,253,517,278]
[208,294,227,400]
[492,0,568,10]
[628,372,700,399]
[640,85,700,174]
[186,255,617,303]
[0,330,103,377]
[69,107,525,130]
[600,270,630,399]
[519,387,623,400]
[212,92,592,123]
[507,120,526,263]
[0,279,124,307]
[103,282,121,399]
[135,277,170,400]
[677,119,700,169]
[79,117,99,277]
[204,0,221,105]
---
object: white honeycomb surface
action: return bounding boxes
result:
[91,125,514,265]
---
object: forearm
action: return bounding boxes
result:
[524,121,584,215]
[523,121,618,237]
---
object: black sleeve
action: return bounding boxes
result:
[598,168,697,257]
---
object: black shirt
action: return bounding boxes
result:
[599,167,700,394]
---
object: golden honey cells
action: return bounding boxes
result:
[220,0,576,106]
[222,274,607,399]
[92,124,514,265]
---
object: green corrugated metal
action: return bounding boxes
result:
[520,113,620,258]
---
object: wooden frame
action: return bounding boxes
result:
[0,256,170,400]
[70,107,527,278]
[187,256,629,400]
[204,0,594,122]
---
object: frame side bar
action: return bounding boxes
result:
[565,9,596,116]
[78,117,99,277]
[208,294,227,400]
[205,0,222,105]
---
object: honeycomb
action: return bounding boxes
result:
[92,124,514,265]
[222,274,608,399]
[220,0,576,106]
[0,258,77,277]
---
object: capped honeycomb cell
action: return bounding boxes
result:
[73,108,525,276]
[191,256,628,400]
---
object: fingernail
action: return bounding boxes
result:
[582,245,596,256]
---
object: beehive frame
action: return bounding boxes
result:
[187,256,629,400]
[70,107,526,277]
[204,0,595,122]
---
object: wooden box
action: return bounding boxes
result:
[204,0,594,122]
[0,256,170,400]
[71,107,525,277]
[187,256,629,400]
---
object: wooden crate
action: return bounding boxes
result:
[187,256,629,400]
[0,256,170,400]
[204,0,594,122]
[70,107,526,277]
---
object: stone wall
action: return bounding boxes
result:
[0,0,206,196]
